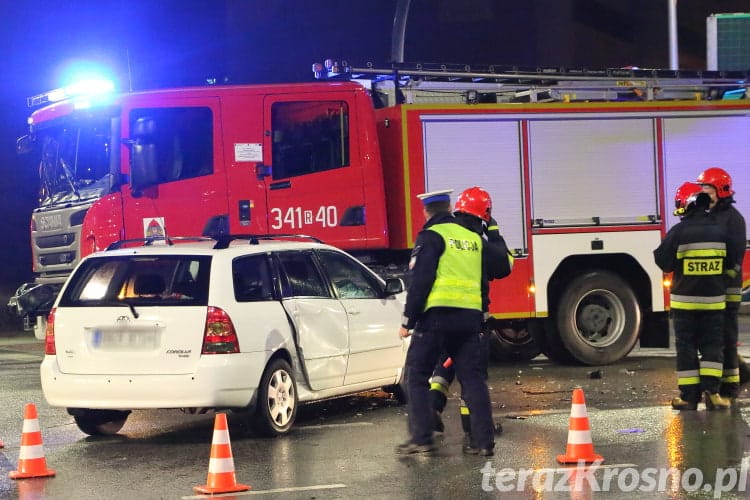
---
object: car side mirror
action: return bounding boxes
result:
[384,278,404,296]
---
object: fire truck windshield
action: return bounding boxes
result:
[31,114,119,207]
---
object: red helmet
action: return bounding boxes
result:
[455,186,492,222]
[673,182,703,216]
[696,167,734,198]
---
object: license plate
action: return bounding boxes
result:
[89,327,160,351]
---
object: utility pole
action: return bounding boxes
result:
[668,0,679,69]
[391,0,411,63]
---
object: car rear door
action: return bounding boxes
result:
[275,250,349,390]
[222,252,291,358]
[53,255,210,375]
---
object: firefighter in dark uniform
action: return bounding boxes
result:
[654,182,734,410]
[697,167,747,402]
[429,187,513,441]
[396,189,495,456]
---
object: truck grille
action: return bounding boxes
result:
[37,233,76,248]
[39,251,77,266]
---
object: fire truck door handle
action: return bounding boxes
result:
[270,180,291,190]
[256,163,271,180]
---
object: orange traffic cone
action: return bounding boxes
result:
[193,413,250,494]
[557,387,603,464]
[9,403,56,479]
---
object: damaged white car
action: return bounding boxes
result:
[40,235,407,436]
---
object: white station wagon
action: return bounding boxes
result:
[40,236,408,436]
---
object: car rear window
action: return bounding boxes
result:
[232,254,274,302]
[59,255,211,307]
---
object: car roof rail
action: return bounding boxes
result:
[105,236,213,251]
[212,234,324,249]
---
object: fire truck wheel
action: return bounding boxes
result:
[534,318,579,365]
[555,270,640,365]
[486,320,542,362]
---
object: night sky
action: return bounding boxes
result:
[0,0,748,302]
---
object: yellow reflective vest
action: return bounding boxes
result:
[424,223,483,312]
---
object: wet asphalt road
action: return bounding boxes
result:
[1,320,750,499]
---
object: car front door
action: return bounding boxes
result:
[316,250,405,385]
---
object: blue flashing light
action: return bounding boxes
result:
[27,78,116,108]
[722,88,747,100]
[66,79,115,96]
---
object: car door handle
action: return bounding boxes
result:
[347,309,361,315]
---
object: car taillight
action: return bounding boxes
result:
[202,306,240,354]
[45,308,56,355]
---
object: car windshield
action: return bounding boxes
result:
[31,113,119,207]
[58,255,211,307]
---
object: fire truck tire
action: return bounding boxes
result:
[486,319,542,362]
[534,318,579,365]
[555,270,641,365]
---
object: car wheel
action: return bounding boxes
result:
[253,358,298,437]
[486,319,542,362]
[70,409,130,436]
[555,270,641,365]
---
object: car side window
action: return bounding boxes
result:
[277,252,329,298]
[317,251,380,299]
[233,255,274,302]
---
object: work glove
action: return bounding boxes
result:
[485,217,502,242]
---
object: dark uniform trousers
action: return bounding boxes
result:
[673,309,725,403]
[430,332,490,433]
[721,304,740,398]
[406,328,494,449]
[711,202,744,399]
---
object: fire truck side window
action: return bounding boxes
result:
[129,107,213,184]
[271,101,350,179]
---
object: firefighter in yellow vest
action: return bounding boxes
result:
[654,182,735,410]
[396,189,495,456]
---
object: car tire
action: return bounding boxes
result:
[252,358,298,437]
[70,409,130,436]
[554,270,641,365]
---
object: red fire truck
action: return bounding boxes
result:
[10,61,750,365]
